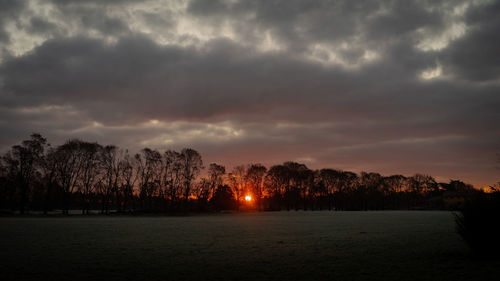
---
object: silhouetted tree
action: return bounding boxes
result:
[228,165,247,211]
[337,171,358,210]
[208,163,226,199]
[196,177,211,209]
[319,169,342,210]
[77,142,101,214]
[246,164,266,211]
[135,148,162,212]
[441,180,475,192]
[359,172,384,210]
[211,184,236,211]
[265,164,289,210]
[119,151,137,212]
[163,150,183,210]
[99,145,123,214]
[53,139,88,214]
[179,148,203,208]
[384,175,408,209]
[2,134,48,214]
[39,147,59,214]
[0,133,485,214]
[408,174,437,209]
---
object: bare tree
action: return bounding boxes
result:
[338,171,359,210]
[265,164,289,210]
[207,163,226,199]
[99,145,124,214]
[319,169,342,210]
[77,142,102,214]
[40,147,59,214]
[246,164,267,211]
[163,150,183,209]
[0,133,483,213]
[228,165,247,210]
[196,177,211,205]
[53,139,87,214]
[135,148,162,212]
[119,151,138,212]
[179,148,203,207]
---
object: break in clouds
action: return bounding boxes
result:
[0,0,499,186]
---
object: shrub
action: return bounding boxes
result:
[455,192,500,258]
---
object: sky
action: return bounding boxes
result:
[0,0,499,187]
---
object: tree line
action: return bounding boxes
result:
[0,133,481,214]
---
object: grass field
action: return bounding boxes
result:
[1,211,498,281]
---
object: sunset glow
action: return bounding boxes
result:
[245,195,252,202]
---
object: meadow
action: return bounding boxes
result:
[1,211,498,281]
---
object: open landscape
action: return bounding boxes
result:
[2,211,499,281]
[1,0,499,280]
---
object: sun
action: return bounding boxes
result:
[245,195,252,202]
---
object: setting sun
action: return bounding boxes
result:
[245,195,252,202]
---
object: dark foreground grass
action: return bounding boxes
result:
[1,211,499,281]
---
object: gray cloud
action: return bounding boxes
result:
[441,0,500,81]
[0,0,499,187]
[0,0,25,44]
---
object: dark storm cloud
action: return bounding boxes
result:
[0,0,499,186]
[0,0,25,43]
[186,0,445,61]
[442,0,500,81]
[26,16,59,35]
[0,34,469,124]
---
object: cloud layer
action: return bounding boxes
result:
[1,0,499,186]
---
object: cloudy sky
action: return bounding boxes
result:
[0,0,499,186]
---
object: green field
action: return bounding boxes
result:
[1,211,498,281]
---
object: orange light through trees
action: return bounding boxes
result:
[245,195,252,202]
